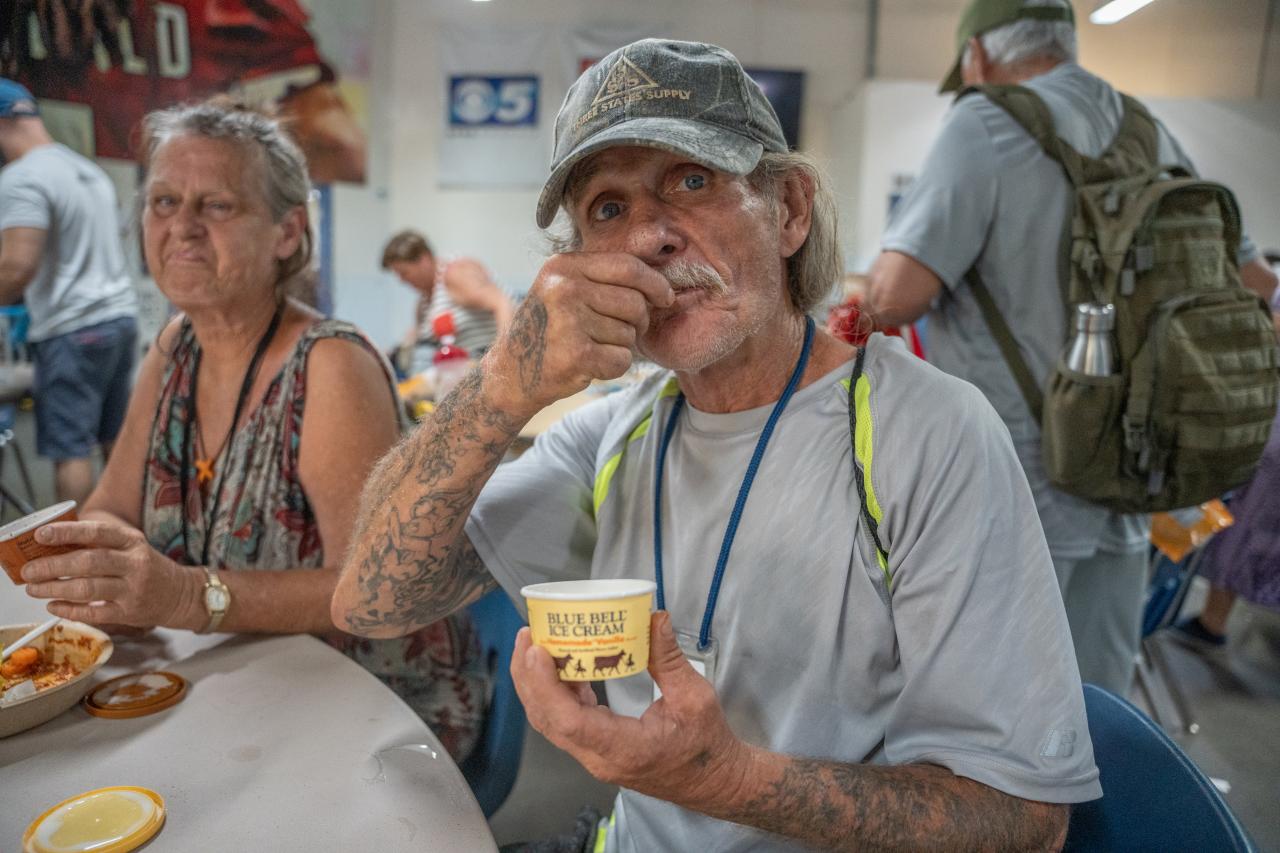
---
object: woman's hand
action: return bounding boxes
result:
[21,520,205,631]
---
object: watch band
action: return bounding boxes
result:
[200,568,230,634]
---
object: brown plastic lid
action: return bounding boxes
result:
[84,671,187,719]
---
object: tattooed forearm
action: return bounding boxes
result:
[335,367,520,636]
[711,754,1068,852]
[507,296,548,395]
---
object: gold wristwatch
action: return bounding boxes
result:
[200,569,231,634]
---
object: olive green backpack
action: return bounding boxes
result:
[960,84,1279,513]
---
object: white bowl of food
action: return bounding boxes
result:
[0,621,113,738]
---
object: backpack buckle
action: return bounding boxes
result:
[1104,187,1121,216]
[1147,467,1165,496]
[1077,242,1102,284]
[1123,416,1147,455]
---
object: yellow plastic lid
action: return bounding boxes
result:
[23,786,165,853]
[83,671,187,719]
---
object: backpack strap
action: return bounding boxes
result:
[847,346,891,587]
[958,83,1086,187]
[965,268,1046,422]
[955,84,1074,422]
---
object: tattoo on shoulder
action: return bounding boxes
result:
[507,296,548,395]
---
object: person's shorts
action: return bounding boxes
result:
[30,316,138,460]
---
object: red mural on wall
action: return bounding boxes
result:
[1,0,367,183]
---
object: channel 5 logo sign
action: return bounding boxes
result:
[449,76,539,127]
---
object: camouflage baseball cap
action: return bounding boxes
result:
[536,39,788,228]
[939,0,1075,94]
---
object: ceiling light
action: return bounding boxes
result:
[1090,0,1160,25]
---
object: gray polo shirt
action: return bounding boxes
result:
[882,62,1258,562]
[468,335,1099,852]
[0,143,136,342]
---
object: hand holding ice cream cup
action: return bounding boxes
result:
[0,502,78,585]
[521,579,656,681]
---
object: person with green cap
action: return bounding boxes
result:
[336,38,1098,852]
[866,0,1278,696]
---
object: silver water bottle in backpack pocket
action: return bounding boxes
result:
[1065,303,1117,376]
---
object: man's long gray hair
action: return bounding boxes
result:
[548,150,842,314]
[962,0,1077,69]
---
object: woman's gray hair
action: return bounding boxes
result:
[546,150,842,315]
[140,97,314,295]
[962,0,1077,70]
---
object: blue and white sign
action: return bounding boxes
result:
[449,75,539,127]
[439,25,549,188]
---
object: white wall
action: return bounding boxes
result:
[874,0,1279,100]
[324,2,406,351]
[837,79,1280,273]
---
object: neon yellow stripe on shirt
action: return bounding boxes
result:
[843,374,890,586]
[591,378,681,517]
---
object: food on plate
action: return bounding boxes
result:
[0,634,95,705]
[2,646,41,677]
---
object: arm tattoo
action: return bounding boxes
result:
[341,367,517,634]
[507,296,548,395]
[720,759,1068,852]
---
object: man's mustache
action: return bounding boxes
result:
[660,259,727,295]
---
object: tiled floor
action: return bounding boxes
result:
[1144,591,1280,852]
[4,411,1275,850]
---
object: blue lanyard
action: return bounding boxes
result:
[653,316,815,650]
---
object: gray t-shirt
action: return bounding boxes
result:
[0,144,136,342]
[882,62,1257,561]
[421,257,501,357]
[468,335,1100,853]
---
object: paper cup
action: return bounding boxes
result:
[0,501,78,585]
[521,579,656,682]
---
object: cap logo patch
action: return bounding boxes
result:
[592,56,659,105]
[574,56,693,137]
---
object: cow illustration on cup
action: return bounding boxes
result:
[592,650,626,677]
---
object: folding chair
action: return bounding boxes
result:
[1065,683,1256,852]
[1134,546,1207,735]
[459,588,529,818]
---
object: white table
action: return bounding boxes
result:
[0,595,498,851]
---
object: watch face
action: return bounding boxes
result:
[205,586,230,612]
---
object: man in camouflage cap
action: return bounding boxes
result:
[338,38,1095,851]
[868,0,1278,696]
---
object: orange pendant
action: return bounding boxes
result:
[195,458,215,485]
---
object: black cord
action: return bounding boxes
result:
[179,302,285,568]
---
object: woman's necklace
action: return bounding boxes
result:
[180,303,284,566]
[190,306,284,485]
[193,426,219,486]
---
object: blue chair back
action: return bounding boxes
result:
[1065,683,1256,852]
[458,588,528,817]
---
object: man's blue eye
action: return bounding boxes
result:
[683,174,706,190]
[595,201,622,221]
